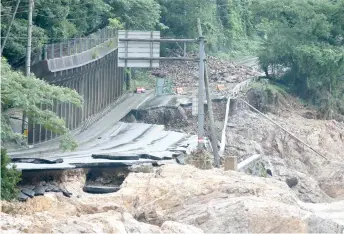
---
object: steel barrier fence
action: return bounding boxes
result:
[28,49,124,145]
[32,27,117,63]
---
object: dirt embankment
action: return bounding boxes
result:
[1,165,343,233]
[227,84,344,203]
[128,100,226,140]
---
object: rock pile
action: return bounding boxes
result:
[18,182,72,202]
[151,54,262,96]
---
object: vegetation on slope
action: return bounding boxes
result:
[1,58,83,150]
[1,148,21,200]
[254,0,344,119]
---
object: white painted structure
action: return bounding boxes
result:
[118,30,160,68]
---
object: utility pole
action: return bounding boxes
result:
[197,18,205,149]
[21,0,34,140]
[204,62,220,167]
[1,0,21,55]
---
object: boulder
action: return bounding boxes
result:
[286,177,298,188]
[161,221,204,234]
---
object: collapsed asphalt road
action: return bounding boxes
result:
[10,121,197,170]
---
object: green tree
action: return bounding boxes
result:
[1,58,83,150]
[1,148,21,201]
[109,0,161,30]
[1,0,112,66]
[254,0,344,118]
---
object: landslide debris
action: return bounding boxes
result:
[151,54,262,96]
[227,83,344,203]
[2,164,343,233]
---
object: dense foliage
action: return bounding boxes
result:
[254,0,344,118]
[1,148,21,201]
[1,0,256,65]
[1,0,343,119]
[1,58,83,150]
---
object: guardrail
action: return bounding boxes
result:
[32,27,117,63]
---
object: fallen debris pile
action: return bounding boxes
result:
[226,85,344,203]
[18,183,72,202]
[151,54,262,95]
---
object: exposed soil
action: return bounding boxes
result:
[124,100,227,142]
[2,165,343,233]
[226,86,344,203]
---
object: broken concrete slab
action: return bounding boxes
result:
[33,185,45,196]
[21,188,35,198]
[70,158,157,168]
[176,155,185,165]
[10,162,76,171]
[45,184,62,193]
[139,154,173,160]
[61,189,72,197]
[17,192,29,202]
[11,158,64,164]
[92,153,140,161]
[83,185,120,194]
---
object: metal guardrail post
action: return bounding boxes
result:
[44,44,47,60]
[80,38,83,53]
[100,29,103,43]
[67,41,71,56]
[59,42,63,57]
[98,30,101,45]
[51,43,54,59]
[73,39,76,55]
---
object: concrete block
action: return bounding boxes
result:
[224,156,237,171]
[216,84,226,91]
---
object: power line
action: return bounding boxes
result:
[0,35,108,40]
[1,0,21,55]
[1,11,106,21]
[2,0,100,7]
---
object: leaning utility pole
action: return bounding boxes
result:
[197,18,205,149]
[0,0,21,55]
[204,62,220,167]
[21,0,34,138]
[25,0,33,76]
